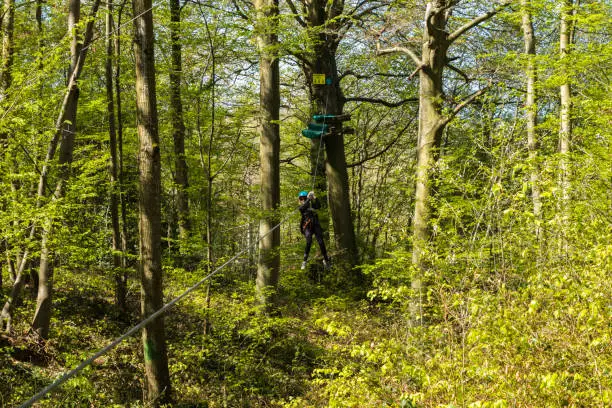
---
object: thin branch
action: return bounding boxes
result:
[351,3,386,21]
[347,118,414,168]
[280,154,302,164]
[230,0,249,20]
[344,96,418,108]
[439,84,490,128]
[447,1,513,44]
[339,69,415,82]
[285,0,306,27]
[446,63,470,82]
[376,44,422,67]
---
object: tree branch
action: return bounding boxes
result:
[376,44,422,67]
[339,69,417,82]
[285,0,306,27]
[446,63,470,82]
[347,118,414,168]
[344,96,418,108]
[439,84,490,128]
[448,1,514,44]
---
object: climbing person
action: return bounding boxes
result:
[298,190,331,270]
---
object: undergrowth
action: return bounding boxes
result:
[0,243,610,407]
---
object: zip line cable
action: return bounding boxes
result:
[17,208,297,408]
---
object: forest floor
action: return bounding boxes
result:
[1,250,611,407]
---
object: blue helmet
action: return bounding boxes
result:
[298,190,308,198]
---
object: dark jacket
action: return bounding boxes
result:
[299,198,321,234]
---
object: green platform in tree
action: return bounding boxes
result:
[301,114,351,139]
[301,122,330,139]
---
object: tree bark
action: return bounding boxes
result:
[558,0,575,255]
[169,0,190,244]
[0,0,15,98]
[376,1,509,323]
[132,0,172,402]
[32,0,101,339]
[254,0,281,308]
[302,0,358,271]
[115,2,130,272]
[411,1,450,270]
[521,0,542,247]
[105,0,126,311]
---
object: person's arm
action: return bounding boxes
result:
[307,191,321,209]
[299,200,310,212]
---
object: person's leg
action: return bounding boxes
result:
[303,229,313,262]
[313,224,330,262]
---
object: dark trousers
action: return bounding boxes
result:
[304,223,329,262]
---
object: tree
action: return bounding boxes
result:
[254,0,281,307]
[105,0,127,311]
[132,0,172,402]
[520,0,542,250]
[376,0,510,272]
[32,0,101,339]
[287,0,360,271]
[0,0,15,99]
[558,0,576,255]
[169,0,190,244]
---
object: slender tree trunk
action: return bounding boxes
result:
[105,0,126,311]
[169,0,190,244]
[254,0,281,307]
[115,2,129,270]
[521,0,542,249]
[0,0,15,290]
[0,0,15,98]
[411,1,449,271]
[32,0,100,339]
[132,0,172,402]
[0,252,28,332]
[558,0,575,256]
[200,18,215,333]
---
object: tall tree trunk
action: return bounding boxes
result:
[132,0,172,402]
[0,0,15,98]
[254,0,281,308]
[32,0,101,339]
[303,0,358,271]
[521,0,542,249]
[105,0,126,311]
[169,0,190,244]
[411,1,450,270]
[0,0,15,290]
[376,1,510,323]
[115,2,129,271]
[558,0,575,256]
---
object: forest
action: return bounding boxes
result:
[0,0,610,406]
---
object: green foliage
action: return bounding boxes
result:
[0,0,609,406]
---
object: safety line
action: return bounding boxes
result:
[17,208,297,408]
[309,26,332,195]
[310,78,330,193]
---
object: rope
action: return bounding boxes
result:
[309,27,331,195]
[17,208,297,408]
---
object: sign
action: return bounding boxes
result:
[312,74,326,85]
